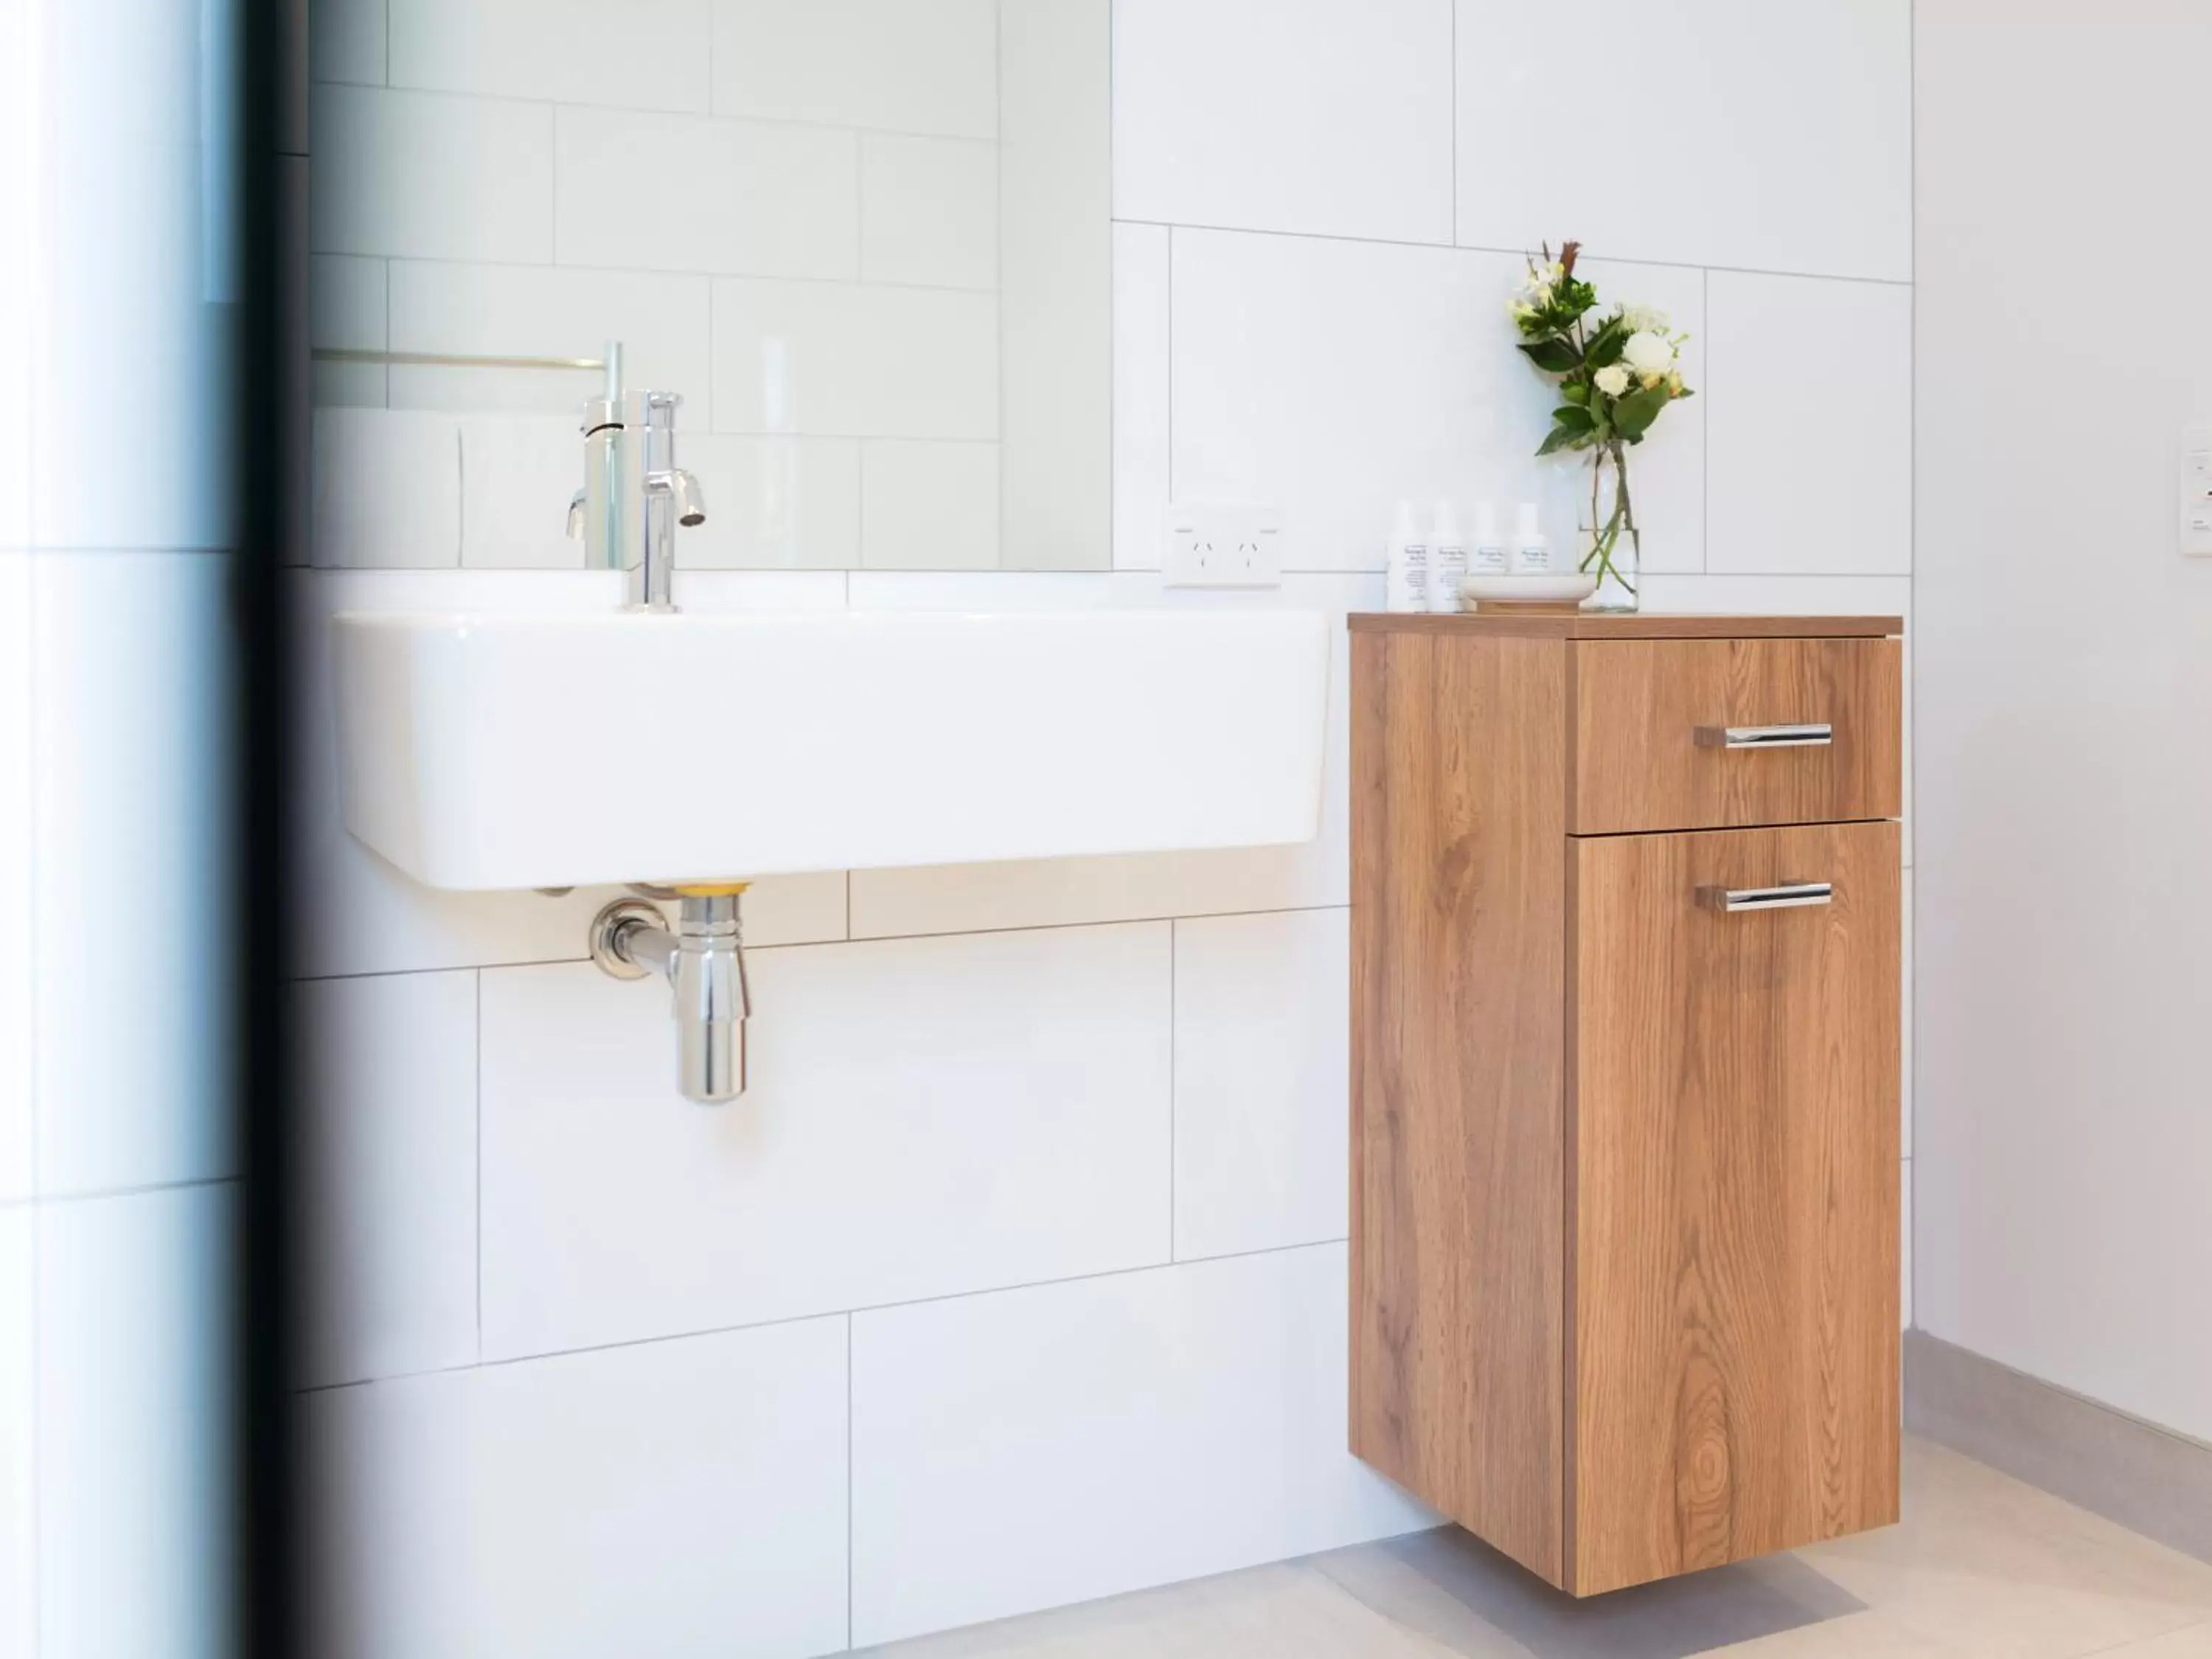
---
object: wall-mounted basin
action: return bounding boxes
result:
[333,607,1330,891]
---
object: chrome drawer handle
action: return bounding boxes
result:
[1694,723,1834,749]
[1698,881,1834,914]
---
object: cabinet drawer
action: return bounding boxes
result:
[1571,637,1901,834]
[1568,820,1900,1592]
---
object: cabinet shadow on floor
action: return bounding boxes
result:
[1308,1526,1866,1659]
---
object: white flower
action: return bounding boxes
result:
[1621,304,1671,335]
[1622,330,1675,377]
[1593,364,1632,398]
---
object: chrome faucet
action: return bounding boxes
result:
[566,344,707,611]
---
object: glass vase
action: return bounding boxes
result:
[1576,444,1641,613]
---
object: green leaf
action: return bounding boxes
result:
[1518,338,1581,374]
[1613,383,1670,441]
[1535,425,1589,457]
[1560,380,1590,405]
[1551,404,1596,434]
[1584,316,1628,369]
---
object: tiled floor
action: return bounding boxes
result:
[863,1439,2212,1659]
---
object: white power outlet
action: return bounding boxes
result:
[1162,504,1284,588]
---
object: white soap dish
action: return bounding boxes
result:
[1459,571,1600,611]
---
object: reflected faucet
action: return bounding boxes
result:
[566,344,707,612]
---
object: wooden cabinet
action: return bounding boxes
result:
[1350,612,1902,1596]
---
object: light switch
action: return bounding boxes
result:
[2182,427,2212,555]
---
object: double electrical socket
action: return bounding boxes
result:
[1162,503,1284,588]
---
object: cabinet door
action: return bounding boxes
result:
[1568,821,1899,1595]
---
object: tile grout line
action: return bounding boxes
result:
[1167,917,1177,1262]
[474,967,483,1359]
[0,1173,241,1214]
[296,1235,1354,1392]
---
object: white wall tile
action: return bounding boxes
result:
[314,409,460,568]
[1111,223,1170,571]
[555,108,858,280]
[0,553,28,1203]
[0,1209,29,1659]
[312,0,386,84]
[1455,0,1911,281]
[1707,272,1912,575]
[850,1242,1435,1644]
[311,86,552,265]
[861,441,1000,568]
[308,1317,846,1659]
[1170,232,1705,575]
[1174,908,1349,1260]
[36,1186,233,1658]
[680,435,861,569]
[297,970,480,1388]
[390,0,710,112]
[291,569,850,979]
[860,134,997,290]
[311,255,389,408]
[387,260,712,416]
[34,554,235,1195]
[712,278,998,439]
[1113,0,1453,246]
[712,0,998,139]
[460,416,581,570]
[846,571,1374,936]
[479,922,1171,1359]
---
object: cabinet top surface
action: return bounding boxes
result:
[1346,612,1904,639]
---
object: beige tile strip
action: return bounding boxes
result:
[1905,1330,2212,1565]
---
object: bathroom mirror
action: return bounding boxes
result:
[307,0,1111,571]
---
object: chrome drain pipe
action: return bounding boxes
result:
[591,886,751,1104]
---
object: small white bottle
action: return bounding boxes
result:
[1511,501,1552,573]
[1428,501,1467,613]
[1470,502,1510,577]
[1385,501,1429,612]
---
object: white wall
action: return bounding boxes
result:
[1913,0,2212,1445]
[1,0,242,1655]
[300,3,1915,1654]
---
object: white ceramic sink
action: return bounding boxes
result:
[333,605,1330,890]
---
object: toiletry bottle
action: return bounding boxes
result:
[1385,501,1429,612]
[1428,501,1467,613]
[1511,502,1551,573]
[1470,503,1510,577]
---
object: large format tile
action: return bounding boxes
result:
[712,0,998,139]
[860,442,1000,568]
[386,260,712,416]
[1169,232,1705,574]
[859,1561,1458,1659]
[0,1210,28,1659]
[850,1243,1435,1645]
[860,134,998,291]
[678,435,862,568]
[1173,908,1350,1261]
[33,553,235,1195]
[712,278,998,439]
[846,572,1376,937]
[310,255,389,408]
[296,970,479,1388]
[0,554,27,1203]
[311,0,385,84]
[289,569,849,979]
[479,922,1172,1359]
[308,1316,846,1659]
[555,107,858,280]
[1707,272,1912,576]
[459,416,581,570]
[313,408,461,568]
[1111,222,1171,571]
[1796,1437,2212,1659]
[1455,0,1911,280]
[389,0,710,112]
[310,86,552,265]
[36,1186,234,1659]
[1113,0,1453,246]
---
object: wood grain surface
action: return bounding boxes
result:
[1349,613,1903,640]
[1571,637,1902,835]
[1567,821,1901,1594]
[1350,629,1568,1585]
